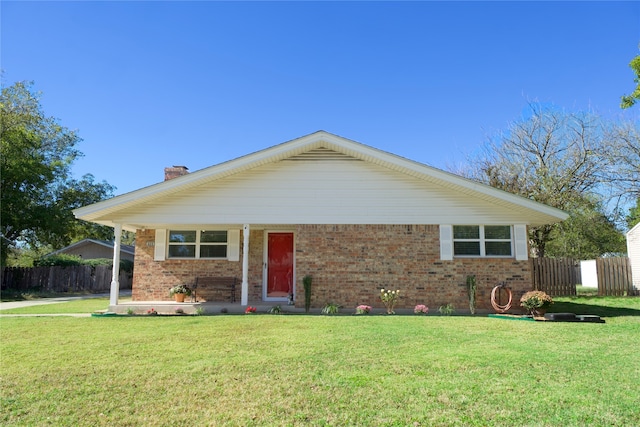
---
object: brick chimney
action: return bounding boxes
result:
[164,165,189,181]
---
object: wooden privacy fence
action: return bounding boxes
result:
[596,257,635,296]
[531,257,579,296]
[532,257,636,296]
[2,265,132,293]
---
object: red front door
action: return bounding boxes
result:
[267,233,294,298]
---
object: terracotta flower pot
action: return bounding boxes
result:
[174,293,186,303]
[533,307,547,317]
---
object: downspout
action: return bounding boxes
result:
[241,224,250,306]
[110,224,122,306]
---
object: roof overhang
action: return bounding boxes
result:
[74,131,569,231]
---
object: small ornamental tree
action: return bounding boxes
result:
[380,289,400,314]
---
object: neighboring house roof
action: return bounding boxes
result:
[74,131,568,231]
[48,239,135,257]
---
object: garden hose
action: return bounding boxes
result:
[490,283,513,313]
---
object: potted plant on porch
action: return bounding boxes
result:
[169,284,192,303]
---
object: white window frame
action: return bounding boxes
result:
[452,225,513,258]
[167,230,228,259]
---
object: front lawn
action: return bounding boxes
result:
[1,298,639,426]
[552,294,640,317]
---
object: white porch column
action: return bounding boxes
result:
[110,224,122,306]
[241,224,250,306]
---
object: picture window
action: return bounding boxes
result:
[167,230,228,259]
[453,225,512,257]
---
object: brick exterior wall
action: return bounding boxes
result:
[294,224,531,311]
[133,229,242,301]
[133,225,532,310]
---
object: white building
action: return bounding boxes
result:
[627,223,640,291]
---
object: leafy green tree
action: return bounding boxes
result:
[626,198,640,229]
[545,198,626,259]
[4,244,53,267]
[621,54,640,109]
[1,81,115,266]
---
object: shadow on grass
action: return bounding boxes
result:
[550,300,640,318]
[0,289,49,302]
[1,289,100,302]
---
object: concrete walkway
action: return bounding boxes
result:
[0,291,131,311]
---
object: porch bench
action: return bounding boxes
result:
[194,276,237,303]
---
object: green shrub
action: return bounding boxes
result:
[33,256,134,273]
[34,254,83,267]
[438,303,455,316]
[268,305,282,315]
[117,259,134,273]
[303,275,312,313]
[466,275,477,315]
[321,302,340,315]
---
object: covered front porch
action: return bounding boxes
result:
[107,224,297,310]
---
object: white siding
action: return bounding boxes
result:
[628,224,640,290]
[111,159,549,227]
[580,260,598,288]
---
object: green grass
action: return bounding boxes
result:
[1,298,639,426]
[575,285,599,296]
[552,295,640,318]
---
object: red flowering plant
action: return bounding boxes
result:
[355,305,372,315]
[414,304,429,315]
[245,306,257,314]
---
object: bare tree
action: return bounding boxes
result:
[603,120,640,204]
[467,104,613,257]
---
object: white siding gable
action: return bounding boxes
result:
[112,154,552,227]
[75,132,568,229]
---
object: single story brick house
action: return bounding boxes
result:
[74,131,567,312]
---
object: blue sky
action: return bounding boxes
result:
[2,1,639,196]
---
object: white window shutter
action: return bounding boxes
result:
[227,229,240,261]
[154,229,166,261]
[439,225,453,261]
[514,224,528,261]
